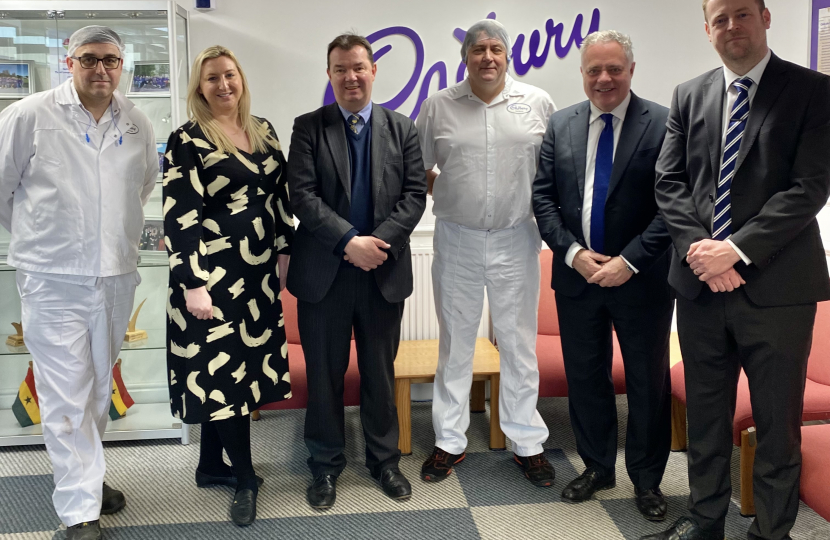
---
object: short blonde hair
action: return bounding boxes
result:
[186,45,268,155]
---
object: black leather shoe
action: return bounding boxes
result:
[635,487,667,521]
[639,517,724,540]
[307,474,337,510]
[66,521,102,540]
[230,488,257,526]
[195,468,264,489]
[561,467,616,502]
[373,467,412,501]
[100,482,126,515]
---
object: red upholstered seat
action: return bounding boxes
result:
[536,249,627,397]
[260,289,361,410]
[671,300,830,446]
[800,424,830,521]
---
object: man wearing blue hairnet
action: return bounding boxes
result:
[0,26,157,540]
[416,19,555,486]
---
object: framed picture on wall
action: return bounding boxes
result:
[127,61,171,97]
[139,220,165,252]
[0,61,34,98]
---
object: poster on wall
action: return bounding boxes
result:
[811,0,830,75]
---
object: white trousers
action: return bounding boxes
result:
[17,271,138,526]
[431,219,549,456]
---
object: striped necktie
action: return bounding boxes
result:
[348,114,360,134]
[713,77,753,241]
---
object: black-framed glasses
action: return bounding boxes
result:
[70,56,122,70]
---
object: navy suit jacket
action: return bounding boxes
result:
[532,92,672,305]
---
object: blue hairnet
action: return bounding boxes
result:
[67,26,125,57]
[461,19,512,64]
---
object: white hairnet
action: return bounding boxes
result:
[67,26,125,57]
[461,19,512,64]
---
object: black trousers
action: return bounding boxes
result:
[677,289,815,540]
[556,285,673,490]
[298,267,404,478]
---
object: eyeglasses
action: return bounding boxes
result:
[70,56,122,70]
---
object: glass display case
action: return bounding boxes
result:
[0,1,190,446]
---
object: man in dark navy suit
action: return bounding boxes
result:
[533,30,674,522]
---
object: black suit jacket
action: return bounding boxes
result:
[286,103,427,304]
[533,92,672,305]
[655,53,830,305]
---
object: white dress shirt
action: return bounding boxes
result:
[0,79,158,278]
[719,48,772,265]
[564,93,638,272]
[417,75,556,230]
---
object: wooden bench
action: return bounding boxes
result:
[394,338,504,455]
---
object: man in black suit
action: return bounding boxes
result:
[286,33,427,510]
[645,1,830,539]
[532,30,674,522]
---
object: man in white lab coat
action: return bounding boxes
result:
[0,26,157,540]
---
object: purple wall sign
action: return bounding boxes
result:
[811,0,830,71]
[323,9,601,119]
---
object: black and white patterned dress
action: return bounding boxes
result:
[163,118,293,424]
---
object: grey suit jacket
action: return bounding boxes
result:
[286,103,427,304]
[655,53,830,305]
[532,92,673,306]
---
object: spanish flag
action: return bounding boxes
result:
[109,359,135,420]
[11,362,39,428]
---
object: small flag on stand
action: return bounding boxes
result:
[11,359,135,427]
[109,359,135,420]
[11,362,40,427]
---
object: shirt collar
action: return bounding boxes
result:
[338,101,373,125]
[722,48,771,93]
[57,78,133,118]
[451,74,521,103]
[589,91,632,125]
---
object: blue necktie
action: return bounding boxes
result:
[590,113,614,254]
[713,77,753,241]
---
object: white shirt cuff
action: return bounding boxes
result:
[620,255,639,274]
[726,239,752,265]
[565,242,584,268]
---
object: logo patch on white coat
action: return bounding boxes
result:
[126,124,139,135]
[507,103,531,114]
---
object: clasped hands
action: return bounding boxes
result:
[686,239,745,293]
[343,235,390,271]
[573,250,633,288]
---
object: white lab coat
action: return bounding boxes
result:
[0,79,157,526]
[0,78,158,276]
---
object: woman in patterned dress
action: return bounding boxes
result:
[163,45,293,526]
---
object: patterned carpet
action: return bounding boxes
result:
[1,397,828,540]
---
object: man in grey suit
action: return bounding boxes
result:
[532,30,674,521]
[644,0,830,539]
[286,33,427,510]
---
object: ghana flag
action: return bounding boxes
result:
[12,363,40,427]
[109,359,135,420]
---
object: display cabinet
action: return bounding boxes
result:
[0,1,191,446]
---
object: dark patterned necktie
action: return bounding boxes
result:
[713,77,753,241]
[348,114,360,134]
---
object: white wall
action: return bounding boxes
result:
[185,0,812,233]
